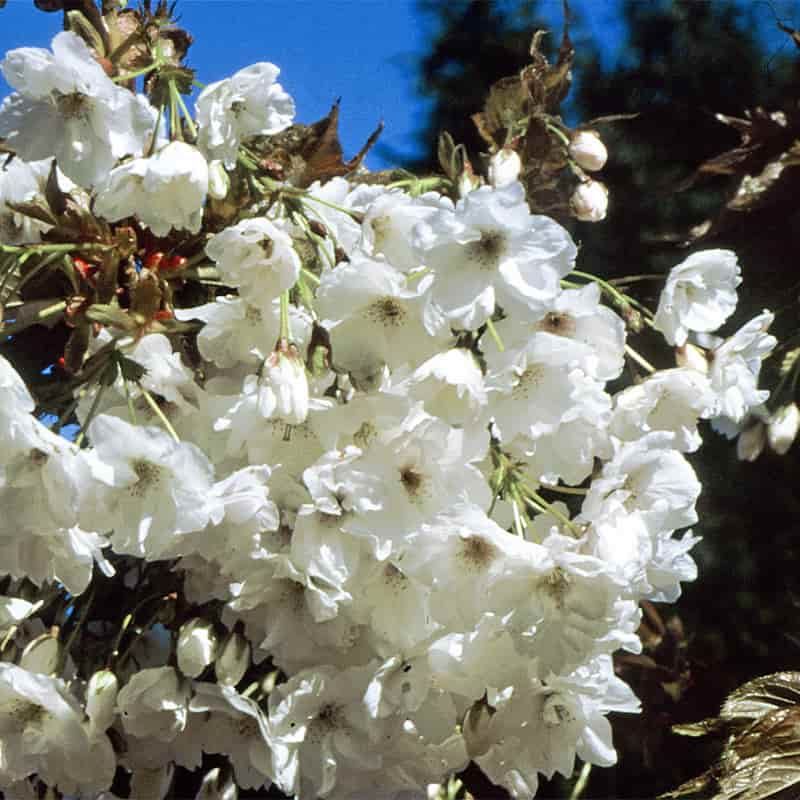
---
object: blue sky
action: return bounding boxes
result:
[1,0,798,169]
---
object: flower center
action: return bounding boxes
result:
[542,693,574,726]
[537,311,577,337]
[512,364,546,399]
[244,304,263,323]
[8,699,47,729]
[364,296,406,327]
[466,229,506,270]
[399,464,427,501]
[382,562,409,592]
[538,566,571,610]
[307,702,346,743]
[129,459,164,497]
[53,90,91,120]
[458,535,497,570]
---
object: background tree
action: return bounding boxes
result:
[415,2,800,798]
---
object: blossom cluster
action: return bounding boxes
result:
[0,20,777,800]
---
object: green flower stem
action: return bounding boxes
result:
[485,318,505,352]
[58,586,95,674]
[386,176,450,194]
[521,484,583,536]
[0,242,112,255]
[546,121,572,147]
[295,192,363,221]
[295,274,317,316]
[569,763,592,800]
[168,82,182,141]
[609,273,665,287]
[624,343,656,374]
[279,291,291,342]
[406,267,430,285]
[112,62,159,83]
[123,375,138,426]
[301,267,321,287]
[140,385,180,442]
[75,380,111,447]
[570,269,656,323]
[172,82,198,140]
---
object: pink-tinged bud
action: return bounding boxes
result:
[488,147,522,188]
[569,130,608,171]
[675,343,710,375]
[571,179,609,222]
[737,421,766,462]
[768,402,800,455]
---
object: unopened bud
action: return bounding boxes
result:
[737,421,766,462]
[264,343,310,425]
[570,179,609,222]
[177,618,218,678]
[19,632,61,674]
[569,130,608,171]
[215,630,251,687]
[488,148,522,188]
[458,162,482,197]
[768,402,800,455]
[463,697,496,758]
[208,160,230,200]
[86,669,119,734]
[675,343,709,375]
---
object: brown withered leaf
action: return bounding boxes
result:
[300,102,383,186]
[472,5,574,153]
[663,673,800,800]
[44,159,68,217]
[252,101,382,188]
[681,104,800,242]
[6,201,58,228]
[721,672,800,722]
[62,322,91,375]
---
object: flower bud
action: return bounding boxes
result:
[19,632,61,674]
[570,179,609,222]
[215,630,251,687]
[569,130,608,171]
[86,669,119,734]
[208,159,230,200]
[462,697,496,758]
[177,618,218,678]
[768,402,800,455]
[457,163,482,197]
[488,147,522,188]
[675,343,709,375]
[263,343,310,425]
[737,421,766,462]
